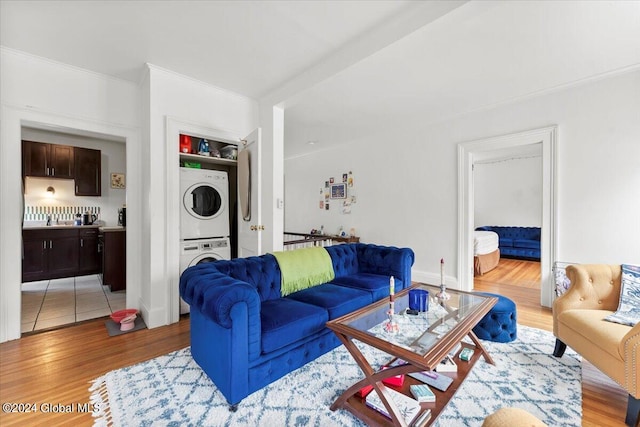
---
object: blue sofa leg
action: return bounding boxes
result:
[229,404,238,412]
[626,394,640,427]
[553,339,566,357]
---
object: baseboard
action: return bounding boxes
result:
[411,270,459,290]
[138,298,167,329]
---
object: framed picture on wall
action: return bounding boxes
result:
[330,183,347,199]
[110,173,125,189]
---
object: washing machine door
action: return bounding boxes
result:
[183,183,224,220]
[188,252,224,268]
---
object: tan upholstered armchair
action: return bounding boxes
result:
[553,264,640,426]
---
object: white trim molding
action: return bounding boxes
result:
[457,125,557,307]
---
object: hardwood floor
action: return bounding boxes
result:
[0,261,627,426]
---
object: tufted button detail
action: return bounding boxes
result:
[579,297,584,301]
[610,280,614,285]
[598,300,602,304]
[588,277,593,283]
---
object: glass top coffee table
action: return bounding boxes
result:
[326,283,497,427]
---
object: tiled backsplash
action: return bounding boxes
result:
[24,205,101,222]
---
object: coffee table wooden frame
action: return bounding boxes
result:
[327,283,497,427]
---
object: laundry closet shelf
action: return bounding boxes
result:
[180,152,237,167]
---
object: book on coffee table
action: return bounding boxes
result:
[365,386,422,425]
[410,384,436,402]
[408,370,454,392]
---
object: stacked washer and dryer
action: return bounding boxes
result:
[179,167,231,314]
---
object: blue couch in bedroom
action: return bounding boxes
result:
[179,243,414,408]
[476,226,541,260]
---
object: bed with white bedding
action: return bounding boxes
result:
[474,230,500,276]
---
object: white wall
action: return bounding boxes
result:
[473,155,542,228]
[142,65,259,327]
[285,69,640,283]
[21,128,127,226]
[0,48,141,342]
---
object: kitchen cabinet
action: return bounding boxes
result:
[79,228,101,274]
[22,140,74,179]
[22,228,80,282]
[22,227,101,282]
[100,229,126,292]
[74,147,101,196]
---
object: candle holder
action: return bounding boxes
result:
[436,283,451,301]
[384,306,399,334]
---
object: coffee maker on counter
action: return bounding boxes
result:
[118,207,126,227]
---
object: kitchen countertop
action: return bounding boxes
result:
[23,223,101,230]
[99,226,125,232]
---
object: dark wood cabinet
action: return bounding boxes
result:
[100,230,126,291]
[22,141,102,197]
[22,232,49,281]
[22,227,101,282]
[74,147,101,196]
[22,141,74,179]
[79,228,101,274]
[48,232,80,277]
[50,144,75,178]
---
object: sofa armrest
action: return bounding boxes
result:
[621,322,640,398]
[180,264,261,328]
[355,244,415,289]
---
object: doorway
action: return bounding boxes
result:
[20,125,127,333]
[457,126,557,307]
[0,104,140,342]
[472,144,543,290]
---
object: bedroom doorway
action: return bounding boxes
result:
[472,144,542,289]
[457,126,557,308]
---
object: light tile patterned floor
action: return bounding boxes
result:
[21,274,126,333]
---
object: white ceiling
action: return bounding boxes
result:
[2,1,640,157]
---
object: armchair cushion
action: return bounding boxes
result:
[558,308,627,360]
[605,264,640,326]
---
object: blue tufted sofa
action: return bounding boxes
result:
[179,243,414,408]
[475,226,541,260]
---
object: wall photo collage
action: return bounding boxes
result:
[319,171,356,214]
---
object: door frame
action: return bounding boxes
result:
[457,125,557,307]
[1,105,139,342]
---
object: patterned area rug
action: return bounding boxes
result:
[90,325,581,426]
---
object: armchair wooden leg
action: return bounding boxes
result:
[626,394,640,427]
[553,339,566,357]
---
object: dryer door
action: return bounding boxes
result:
[183,183,224,220]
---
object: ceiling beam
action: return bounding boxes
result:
[261,1,468,108]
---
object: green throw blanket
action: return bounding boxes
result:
[272,247,335,296]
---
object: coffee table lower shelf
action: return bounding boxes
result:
[331,343,484,427]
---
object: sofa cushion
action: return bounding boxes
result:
[330,273,400,301]
[325,244,359,278]
[514,239,540,250]
[286,283,372,320]
[261,298,329,354]
[558,309,629,360]
[605,264,640,326]
[499,238,513,247]
[211,254,281,302]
